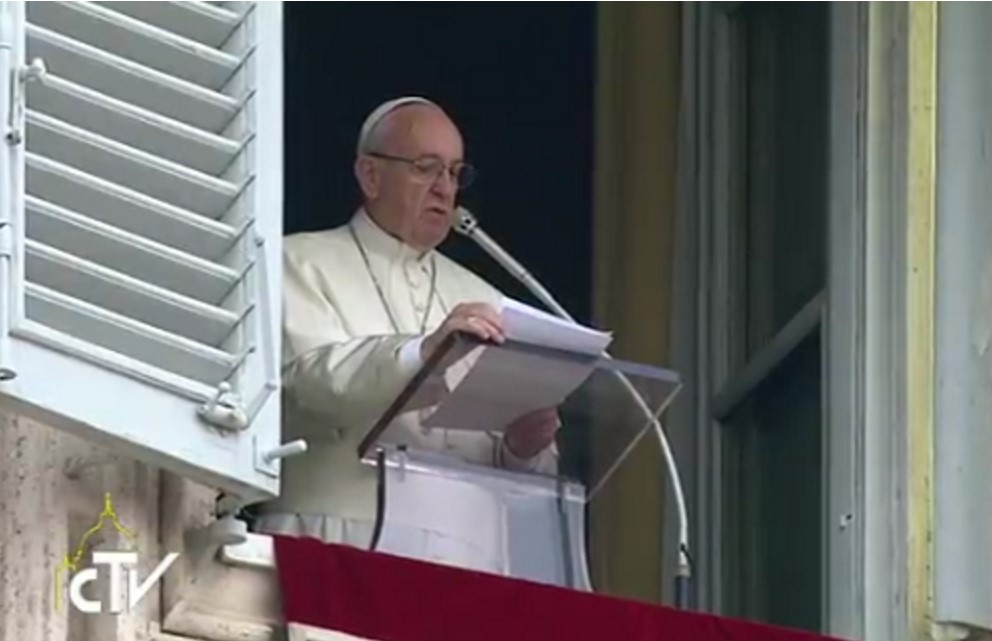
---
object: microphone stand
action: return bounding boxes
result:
[454,207,692,609]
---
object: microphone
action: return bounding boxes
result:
[454,208,562,317]
[454,206,692,608]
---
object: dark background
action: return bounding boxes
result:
[283,3,597,324]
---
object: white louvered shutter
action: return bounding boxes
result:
[0,1,285,501]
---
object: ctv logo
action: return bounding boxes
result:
[55,493,179,614]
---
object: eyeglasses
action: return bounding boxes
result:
[366,152,477,190]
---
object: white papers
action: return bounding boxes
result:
[500,297,612,356]
[420,297,613,433]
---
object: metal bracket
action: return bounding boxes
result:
[931,623,973,641]
[6,57,46,146]
[396,445,409,482]
[183,513,249,579]
[215,492,243,519]
[197,382,249,431]
[183,492,251,575]
[218,532,275,570]
[0,221,12,259]
[253,435,307,478]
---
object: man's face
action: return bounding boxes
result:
[359,106,466,251]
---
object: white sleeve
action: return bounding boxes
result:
[282,251,425,431]
[397,336,426,372]
[497,438,560,475]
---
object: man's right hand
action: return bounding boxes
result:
[420,302,505,361]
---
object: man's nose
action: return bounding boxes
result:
[430,168,457,197]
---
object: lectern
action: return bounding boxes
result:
[356,331,682,591]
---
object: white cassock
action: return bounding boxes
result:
[256,208,558,572]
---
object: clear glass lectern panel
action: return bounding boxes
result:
[358,332,682,500]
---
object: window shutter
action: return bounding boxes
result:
[0,1,286,501]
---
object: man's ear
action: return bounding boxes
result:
[354,156,379,200]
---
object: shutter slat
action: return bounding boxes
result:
[27,24,240,133]
[27,154,238,260]
[25,283,236,386]
[93,1,241,49]
[27,111,240,218]
[27,1,241,91]
[12,320,217,404]
[28,75,243,176]
[26,196,239,305]
[26,240,241,348]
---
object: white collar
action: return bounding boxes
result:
[350,208,433,266]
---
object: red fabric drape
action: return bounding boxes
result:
[273,535,849,641]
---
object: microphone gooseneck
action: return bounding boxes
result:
[455,208,562,314]
[454,206,692,608]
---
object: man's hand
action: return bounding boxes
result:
[504,407,560,460]
[420,302,505,361]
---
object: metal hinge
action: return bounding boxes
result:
[0,222,12,259]
[6,58,46,146]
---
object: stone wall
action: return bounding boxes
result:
[0,412,280,641]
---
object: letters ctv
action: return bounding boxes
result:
[55,493,180,614]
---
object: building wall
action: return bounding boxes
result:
[932,1,992,635]
[0,412,160,641]
[0,411,279,641]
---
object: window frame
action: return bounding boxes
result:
[671,2,872,634]
[674,4,925,640]
[712,4,828,626]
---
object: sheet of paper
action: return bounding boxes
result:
[420,297,613,432]
[500,297,612,355]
